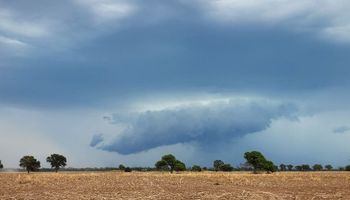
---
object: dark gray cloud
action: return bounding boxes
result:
[90,133,104,147]
[333,126,350,134]
[1,0,350,109]
[91,100,297,154]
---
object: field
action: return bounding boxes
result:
[1,171,349,200]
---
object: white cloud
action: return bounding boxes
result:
[0,35,28,48]
[0,9,50,38]
[75,0,137,23]
[193,0,350,43]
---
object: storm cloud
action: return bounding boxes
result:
[91,99,297,154]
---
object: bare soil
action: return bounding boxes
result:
[0,171,349,199]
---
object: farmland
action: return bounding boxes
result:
[1,171,349,199]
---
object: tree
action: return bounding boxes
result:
[244,151,275,173]
[301,164,311,171]
[325,164,333,171]
[312,164,323,171]
[295,165,302,171]
[287,164,293,171]
[119,164,126,170]
[345,165,350,171]
[46,154,67,172]
[155,154,185,173]
[213,160,224,172]
[221,164,234,172]
[124,167,132,172]
[174,160,186,172]
[19,156,41,173]
[191,165,202,172]
[0,160,3,169]
[264,161,277,173]
[280,164,286,171]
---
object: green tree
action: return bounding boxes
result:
[119,164,126,170]
[19,156,41,173]
[287,164,293,171]
[345,165,350,171]
[280,164,286,171]
[155,154,185,173]
[191,165,202,172]
[244,151,275,173]
[312,164,323,171]
[46,154,67,172]
[325,164,333,171]
[124,167,132,172]
[301,164,311,171]
[221,164,234,171]
[174,160,186,172]
[0,160,3,169]
[264,161,277,173]
[213,160,224,172]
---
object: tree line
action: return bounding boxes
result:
[1,151,350,173]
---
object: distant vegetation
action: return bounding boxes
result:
[19,156,41,173]
[1,151,350,173]
[46,154,67,172]
[155,154,186,173]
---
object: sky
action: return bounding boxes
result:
[1,0,350,168]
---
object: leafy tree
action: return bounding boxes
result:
[345,165,350,171]
[297,164,311,171]
[124,167,132,172]
[302,164,311,171]
[325,164,333,171]
[202,167,208,171]
[244,151,275,173]
[213,160,224,172]
[46,154,67,172]
[280,164,286,171]
[191,165,202,172]
[287,164,293,171]
[155,160,169,171]
[155,154,185,173]
[174,160,186,172]
[312,164,323,171]
[221,164,234,172]
[119,164,126,170]
[19,156,41,173]
[0,160,3,169]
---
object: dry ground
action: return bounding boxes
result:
[0,171,349,200]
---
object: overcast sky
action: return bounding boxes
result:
[1,0,350,168]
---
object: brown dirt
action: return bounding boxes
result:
[0,171,349,199]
